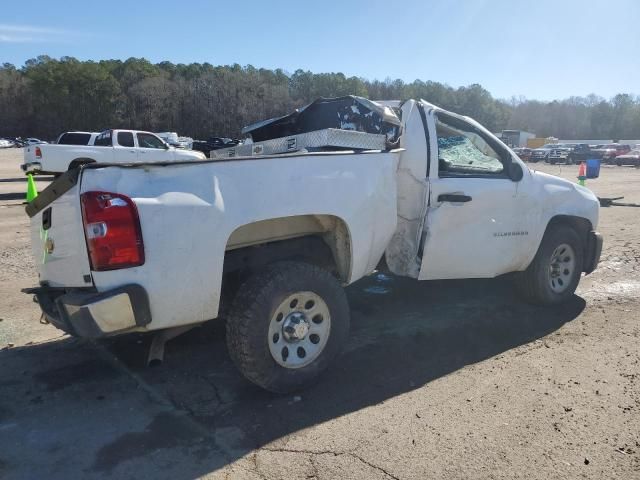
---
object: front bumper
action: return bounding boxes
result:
[22,284,151,338]
[584,231,603,274]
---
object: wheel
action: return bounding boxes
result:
[516,225,584,305]
[615,159,622,166]
[226,261,350,393]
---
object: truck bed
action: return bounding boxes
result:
[27,150,400,332]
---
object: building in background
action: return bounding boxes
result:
[497,130,536,148]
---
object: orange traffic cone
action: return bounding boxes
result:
[577,162,586,187]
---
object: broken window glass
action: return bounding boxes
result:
[436,115,504,175]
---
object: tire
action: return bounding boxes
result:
[226,261,350,393]
[615,159,622,167]
[516,225,584,305]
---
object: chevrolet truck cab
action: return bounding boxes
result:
[23,98,602,392]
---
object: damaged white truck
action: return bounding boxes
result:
[23,97,603,392]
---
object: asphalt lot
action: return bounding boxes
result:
[1,149,639,479]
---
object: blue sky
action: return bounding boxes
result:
[1,0,638,101]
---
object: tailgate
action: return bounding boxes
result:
[26,170,93,287]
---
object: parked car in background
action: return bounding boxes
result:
[156,132,194,150]
[547,144,576,164]
[177,137,193,149]
[25,138,48,146]
[613,149,640,166]
[156,131,179,145]
[192,137,241,157]
[592,144,631,164]
[610,144,631,159]
[56,131,99,146]
[0,138,15,149]
[513,147,532,161]
[22,129,206,174]
[566,144,604,164]
[529,143,556,162]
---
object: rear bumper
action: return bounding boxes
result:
[584,231,603,275]
[21,162,42,174]
[22,284,151,338]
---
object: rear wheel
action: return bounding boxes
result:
[516,225,584,304]
[226,261,350,393]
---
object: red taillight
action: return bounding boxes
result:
[80,191,144,271]
[35,146,42,158]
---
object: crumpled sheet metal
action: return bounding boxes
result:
[242,96,402,146]
[384,100,429,278]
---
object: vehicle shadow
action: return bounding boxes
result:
[0,192,26,201]
[0,274,585,479]
[0,176,54,183]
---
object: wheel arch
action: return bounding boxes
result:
[68,157,96,170]
[223,214,353,283]
[545,214,592,238]
[541,214,593,270]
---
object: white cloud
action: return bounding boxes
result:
[0,24,73,43]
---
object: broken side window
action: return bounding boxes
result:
[435,115,504,176]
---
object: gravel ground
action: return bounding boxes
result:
[0,149,638,479]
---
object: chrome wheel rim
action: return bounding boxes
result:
[268,291,331,369]
[548,243,576,293]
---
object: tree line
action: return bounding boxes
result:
[1,56,639,141]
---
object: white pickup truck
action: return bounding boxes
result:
[22,99,602,393]
[22,129,205,174]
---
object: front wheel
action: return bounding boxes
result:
[226,261,350,393]
[516,225,584,304]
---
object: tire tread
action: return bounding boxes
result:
[226,261,349,392]
[516,225,584,305]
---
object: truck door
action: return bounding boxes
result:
[418,110,531,280]
[114,131,139,162]
[135,132,174,162]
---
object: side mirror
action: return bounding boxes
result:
[507,161,523,182]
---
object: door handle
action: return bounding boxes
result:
[438,193,472,203]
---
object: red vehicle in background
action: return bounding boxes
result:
[614,149,640,166]
[592,144,631,163]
